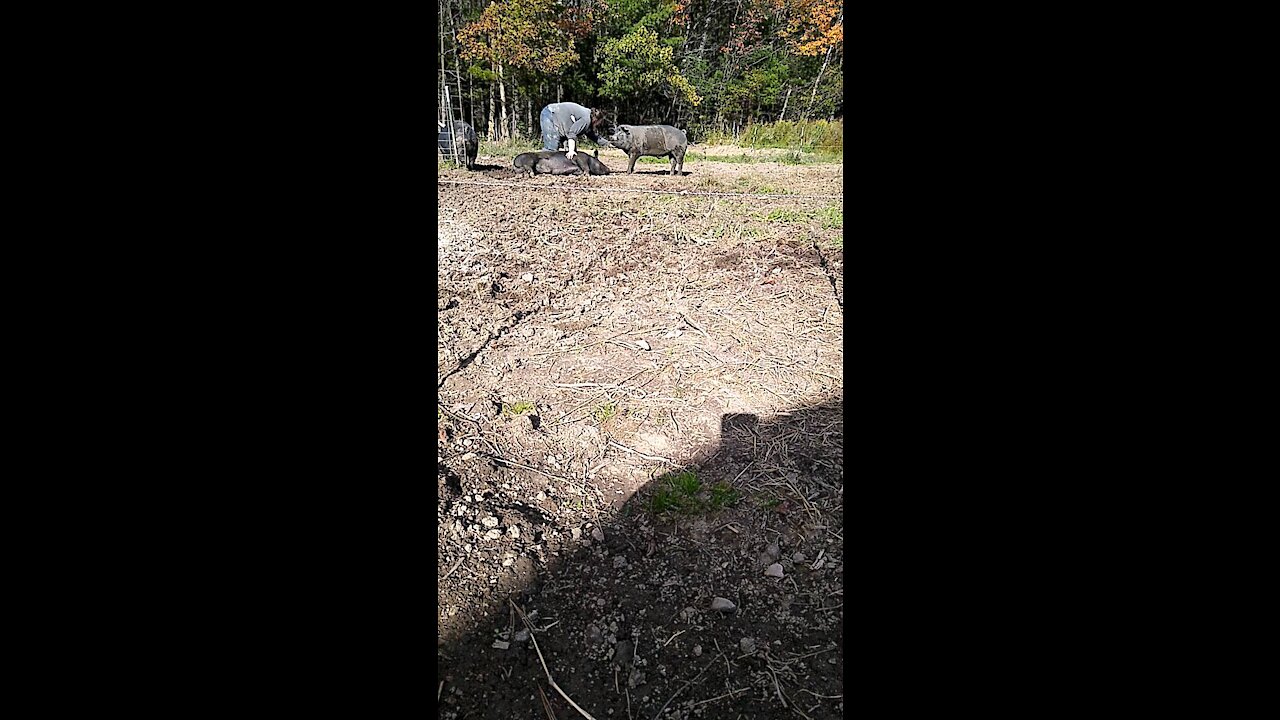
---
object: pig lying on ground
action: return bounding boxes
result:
[512,150,610,178]
[604,124,688,175]
[437,120,479,169]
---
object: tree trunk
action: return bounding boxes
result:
[449,2,464,124]
[526,97,532,138]
[557,82,562,103]
[488,80,496,140]
[498,63,510,141]
[780,87,792,121]
[808,46,833,118]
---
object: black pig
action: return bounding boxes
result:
[604,124,688,175]
[437,120,479,169]
[512,150,610,178]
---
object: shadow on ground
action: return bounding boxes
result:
[437,398,844,719]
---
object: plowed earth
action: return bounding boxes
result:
[438,149,844,719]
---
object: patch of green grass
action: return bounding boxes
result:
[502,401,535,416]
[735,177,793,195]
[646,471,741,515]
[820,205,843,229]
[708,483,742,509]
[593,403,617,424]
[764,209,806,223]
[702,119,843,152]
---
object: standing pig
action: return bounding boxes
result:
[512,150,610,178]
[605,124,688,175]
[437,120,479,169]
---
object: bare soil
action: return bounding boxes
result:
[437,150,844,719]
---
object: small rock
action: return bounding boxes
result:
[586,625,603,646]
[483,529,502,541]
[502,557,513,567]
[627,669,646,688]
[740,637,756,654]
[710,597,737,612]
[635,339,651,351]
[764,543,781,561]
[792,552,807,563]
[535,491,547,501]
[481,516,499,528]
[693,644,702,657]
[612,640,634,670]
[612,556,627,569]
[492,639,510,650]
[765,563,784,577]
[522,273,534,282]
[592,527,606,542]
[514,628,530,642]
[460,452,477,461]
[572,528,582,540]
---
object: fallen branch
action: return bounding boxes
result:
[512,600,597,720]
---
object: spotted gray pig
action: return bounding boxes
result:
[512,150,610,178]
[605,124,688,175]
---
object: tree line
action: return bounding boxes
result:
[438,0,843,142]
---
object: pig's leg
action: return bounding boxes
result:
[669,154,677,176]
[673,147,686,175]
[627,152,639,174]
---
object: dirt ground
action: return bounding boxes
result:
[437,147,844,719]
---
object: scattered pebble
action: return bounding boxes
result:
[612,556,627,569]
[710,597,737,612]
[586,625,603,646]
[481,516,499,528]
[765,563,784,577]
[764,543,781,561]
[507,526,520,539]
[635,339,651,351]
[592,527,606,542]
[492,639,510,650]
[460,452,477,461]
[627,669,646,688]
[740,637,756,654]
[792,552,807,563]
[514,628,530,642]
[522,273,534,282]
[502,558,513,567]
[612,640,634,670]
[693,645,702,657]
[572,528,582,540]
[483,529,501,541]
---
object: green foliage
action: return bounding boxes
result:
[502,401,535,416]
[593,403,617,423]
[597,26,701,106]
[440,0,841,134]
[467,64,498,82]
[646,471,742,515]
[703,119,842,151]
[458,0,580,74]
[820,205,842,229]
